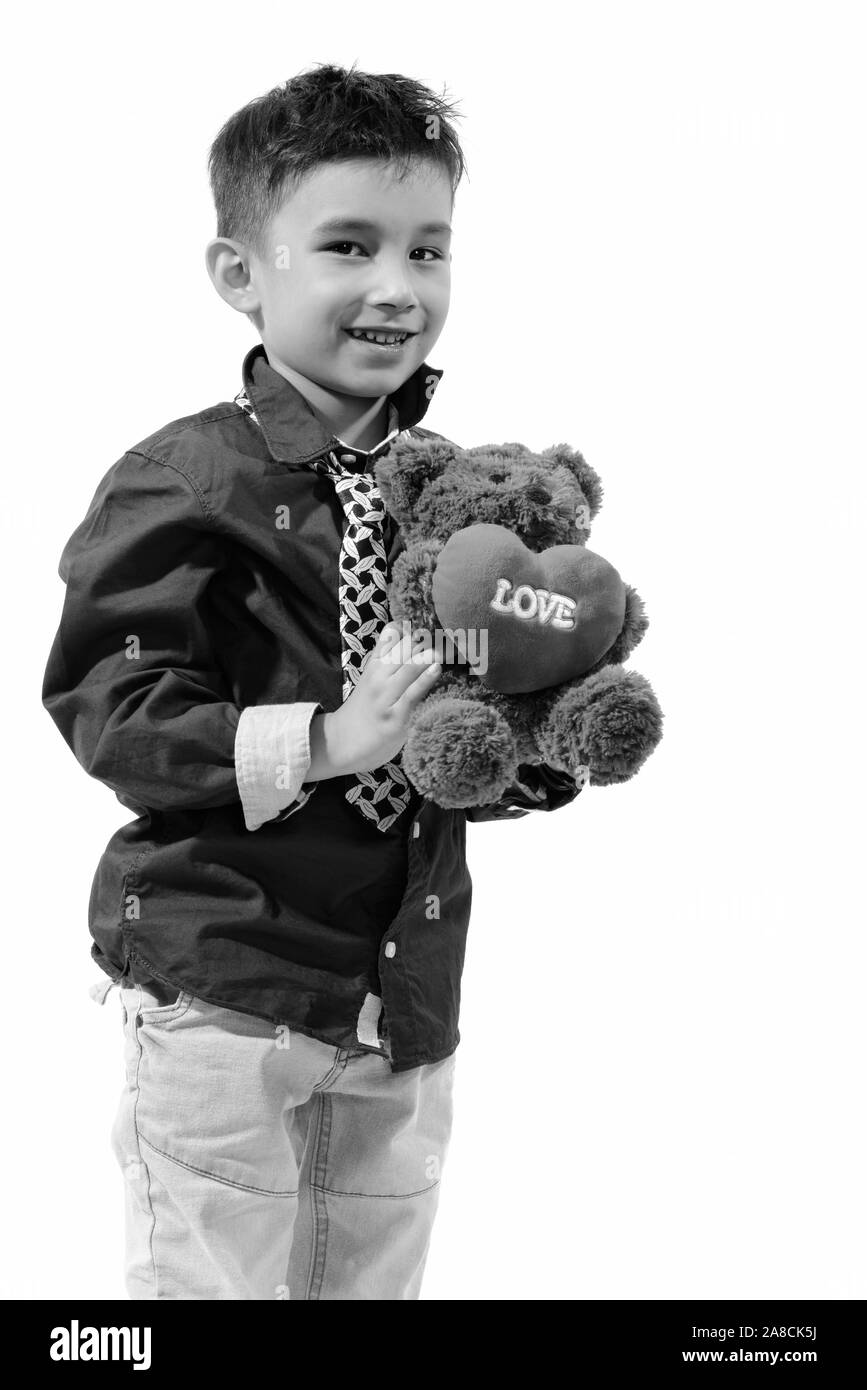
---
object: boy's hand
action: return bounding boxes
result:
[307,623,441,780]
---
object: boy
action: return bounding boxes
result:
[42,63,581,1301]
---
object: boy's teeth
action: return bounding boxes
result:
[349,330,406,343]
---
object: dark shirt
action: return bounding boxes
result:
[43,344,581,1069]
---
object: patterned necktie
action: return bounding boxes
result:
[235,388,412,832]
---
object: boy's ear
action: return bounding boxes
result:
[374,436,458,521]
[541,444,605,520]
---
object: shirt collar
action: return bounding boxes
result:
[239,342,444,465]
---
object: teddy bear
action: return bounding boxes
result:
[373,436,664,811]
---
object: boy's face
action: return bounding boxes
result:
[246,157,452,402]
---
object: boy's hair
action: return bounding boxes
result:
[208,62,467,258]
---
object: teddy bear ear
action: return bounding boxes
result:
[541,444,605,519]
[374,436,458,522]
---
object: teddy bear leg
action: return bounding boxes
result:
[401,694,519,809]
[537,667,664,787]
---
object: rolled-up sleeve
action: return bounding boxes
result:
[235,703,322,831]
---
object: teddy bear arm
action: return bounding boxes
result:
[387,539,444,630]
[596,585,649,668]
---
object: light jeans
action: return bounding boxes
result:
[94,978,456,1300]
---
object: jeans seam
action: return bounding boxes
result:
[311,1180,441,1199]
[136,1133,300,1197]
[127,990,160,1300]
[305,1092,333,1300]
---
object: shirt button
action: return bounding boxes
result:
[384,941,396,959]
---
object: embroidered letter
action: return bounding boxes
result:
[512,584,538,618]
[490,577,513,613]
[490,578,576,631]
[551,597,577,630]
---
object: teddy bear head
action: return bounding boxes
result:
[375,437,603,551]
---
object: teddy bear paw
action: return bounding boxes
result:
[538,667,664,787]
[402,696,519,809]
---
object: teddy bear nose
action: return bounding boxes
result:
[526,483,551,504]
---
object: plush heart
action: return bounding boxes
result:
[431,523,626,694]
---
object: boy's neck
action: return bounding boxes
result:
[267,356,391,452]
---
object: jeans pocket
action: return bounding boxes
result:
[119,983,195,1028]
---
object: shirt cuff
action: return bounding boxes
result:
[235,703,322,831]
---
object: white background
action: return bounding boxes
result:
[3,0,865,1299]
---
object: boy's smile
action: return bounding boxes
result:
[208,157,453,448]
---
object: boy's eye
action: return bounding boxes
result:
[322,241,444,261]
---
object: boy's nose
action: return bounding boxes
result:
[365,268,417,310]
